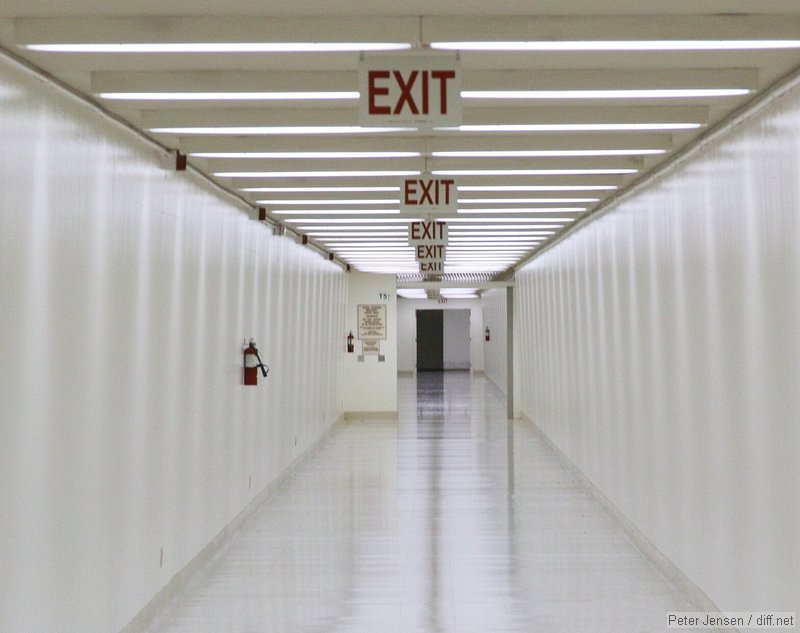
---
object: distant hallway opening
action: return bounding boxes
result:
[415,308,471,372]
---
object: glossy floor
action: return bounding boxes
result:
[149,373,701,633]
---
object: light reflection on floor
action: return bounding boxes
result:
[150,372,702,633]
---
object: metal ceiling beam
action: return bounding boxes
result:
[14,16,421,46]
[16,14,800,47]
[201,156,643,174]
[178,133,673,154]
[90,68,759,93]
[421,14,800,43]
[143,105,708,128]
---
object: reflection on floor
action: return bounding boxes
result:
[149,372,701,632]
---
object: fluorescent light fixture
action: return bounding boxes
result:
[243,186,401,193]
[433,169,636,176]
[319,240,410,245]
[195,151,418,159]
[27,43,412,53]
[397,290,428,298]
[304,231,408,237]
[431,40,800,51]
[100,91,359,100]
[435,149,665,157]
[357,267,420,272]
[458,197,598,203]
[459,185,617,192]
[446,224,560,230]
[443,218,573,223]
[215,170,420,178]
[449,231,554,236]
[285,218,419,224]
[256,199,400,205]
[450,237,542,242]
[295,224,408,230]
[457,207,585,213]
[150,126,416,135]
[271,209,401,215]
[440,124,701,132]
[461,89,748,99]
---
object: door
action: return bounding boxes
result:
[416,309,444,371]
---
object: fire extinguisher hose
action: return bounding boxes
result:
[254,350,269,378]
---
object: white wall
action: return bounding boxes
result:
[341,272,397,414]
[397,298,484,373]
[480,289,507,393]
[516,82,800,614]
[0,55,346,633]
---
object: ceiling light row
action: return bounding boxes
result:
[101,89,748,100]
[26,41,800,53]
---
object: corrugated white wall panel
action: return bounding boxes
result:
[0,56,345,633]
[480,289,506,393]
[516,84,800,613]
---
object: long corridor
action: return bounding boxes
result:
[150,374,701,633]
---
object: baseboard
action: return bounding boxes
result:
[119,412,346,633]
[397,370,414,376]
[519,412,734,633]
[344,411,398,421]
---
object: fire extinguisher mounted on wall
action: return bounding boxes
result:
[484,327,491,342]
[347,331,355,353]
[243,339,269,386]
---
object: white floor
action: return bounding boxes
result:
[149,373,701,633]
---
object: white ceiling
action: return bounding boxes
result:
[2,3,800,280]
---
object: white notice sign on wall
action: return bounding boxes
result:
[358,304,387,340]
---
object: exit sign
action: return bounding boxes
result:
[358,56,462,127]
[408,220,448,275]
[401,176,458,214]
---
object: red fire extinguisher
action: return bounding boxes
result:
[243,339,269,386]
[347,331,355,353]
[484,327,491,342]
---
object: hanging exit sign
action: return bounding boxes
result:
[358,56,462,127]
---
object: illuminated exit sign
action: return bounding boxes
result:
[358,56,462,127]
[408,220,448,275]
[401,176,458,214]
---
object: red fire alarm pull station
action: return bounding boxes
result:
[243,339,269,385]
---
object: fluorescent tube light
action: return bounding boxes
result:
[458,197,599,203]
[449,231,554,236]
[196,151,418,159]
[433,169,637,176]
[27,43,412,53]
[304,231,408,237]
[150,126,416,135]
[435,149,665,157]
[461,89,748,99]
[301,226,407,231]
[443,218,573,223]
[100,91,360,100]
[440,124,701,132]
[431,40,800,51]
[445,224,560,230]
[456,207,585,213]
[243,186,401,193]
[459,185,617,192]
[215,170,420,178]
[271,210,401,215]
[284,218,420,224]
[256,199,400,205]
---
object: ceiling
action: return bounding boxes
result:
[3,2,800,284]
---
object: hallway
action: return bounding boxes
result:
[149,374,700,633]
